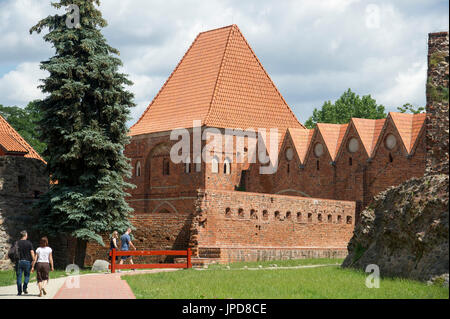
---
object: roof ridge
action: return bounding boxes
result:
[198,24,235,35]
[204,25,235,125]
[129,32,203,132]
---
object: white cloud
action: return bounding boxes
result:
[0,0,448,124]
[0,62,47,106]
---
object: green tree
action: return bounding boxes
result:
[0,101,47,158]
[397,103,425,114]
[30,0,135,267]
[304,89,386,128]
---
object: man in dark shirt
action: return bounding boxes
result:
[16,230,35,296]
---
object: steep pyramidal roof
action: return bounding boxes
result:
[130,25,303,136]
[0,115,45,162]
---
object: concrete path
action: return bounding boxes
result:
[0,276,69,299]
[53,269,180,299]
[0,269,180,299]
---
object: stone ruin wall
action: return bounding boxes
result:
[0,156,49,270]
[426,32,449,175]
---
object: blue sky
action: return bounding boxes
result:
[0,0,448,125]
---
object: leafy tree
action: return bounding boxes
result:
[304,89,386,128]
[0,101,47,157]
[397,103,425,114]
[30,0,135,266]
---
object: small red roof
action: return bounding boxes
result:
[288,127,314,164]
[130,25,303,136]
[389,112,427,154]
[351,118,386,157]
[316,123,348,161]
[0,114,45,162]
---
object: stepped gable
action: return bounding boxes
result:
[316,123,348,161]
[130,24,303,136]
[350,118,386,158]
[0,114,44,162]
[387,112,427,155]
[287,127,314,164]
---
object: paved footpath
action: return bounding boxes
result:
[54,269,180,299]
[0,269,180,300]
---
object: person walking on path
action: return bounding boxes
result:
[16,230,35,296]
[31,237,54,297]
[109,231,120,262]
[119,228,136,271]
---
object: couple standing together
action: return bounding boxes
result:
[15,231,54,297]
[110,228,136,269]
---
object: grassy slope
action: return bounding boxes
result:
[123,259,448,299]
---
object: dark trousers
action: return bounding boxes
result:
[16,260,31,294]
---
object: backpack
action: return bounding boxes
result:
[7,241,20,262]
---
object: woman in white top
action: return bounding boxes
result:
[31,237,54,297]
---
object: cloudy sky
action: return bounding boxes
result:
[0,0,448,125]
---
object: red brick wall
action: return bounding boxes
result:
[246,119,426,223]
[192,189,355,262]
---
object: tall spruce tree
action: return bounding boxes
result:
[30,0,135,266]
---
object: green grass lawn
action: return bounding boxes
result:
[123,259,449,299]
[0,268,93,287]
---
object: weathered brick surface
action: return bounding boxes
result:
[426,32,449,175]
[191,189,355,263]
[247,116,427,223]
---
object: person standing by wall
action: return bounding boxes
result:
[16,230,35,296]
[109,231,120,263]
[31,237,54,297]
[119,228,136,271]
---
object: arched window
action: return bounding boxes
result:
[297,212,302,222]
[224,157,231,175]
[225,207,231,218]
[250,209,257,220]
[238,208,244,218]
[307,213,312,222]
[318,214,323,222]
[263,210,268,220]
[195,155,202,172]
[337,215,342,223]
[163,158,170,175]
[346,216,353,224]
[135,161,141,177]
[328,214,332,223]
[286,211,292,220]
[211,156,219,174]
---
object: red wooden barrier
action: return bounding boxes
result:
[109,248,192,273]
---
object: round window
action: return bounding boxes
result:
[285,148,293,161]
[348,138,359,153]
[385,134,397,150]
[314,143,324,157]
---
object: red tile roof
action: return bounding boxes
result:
[288,127,314,164]
[351,118,386,157]
[316,123,348,161]
[389,112,427,154]
[130,25,303,136]
[0,114,45,162]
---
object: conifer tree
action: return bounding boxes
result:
[30,0,135,266]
